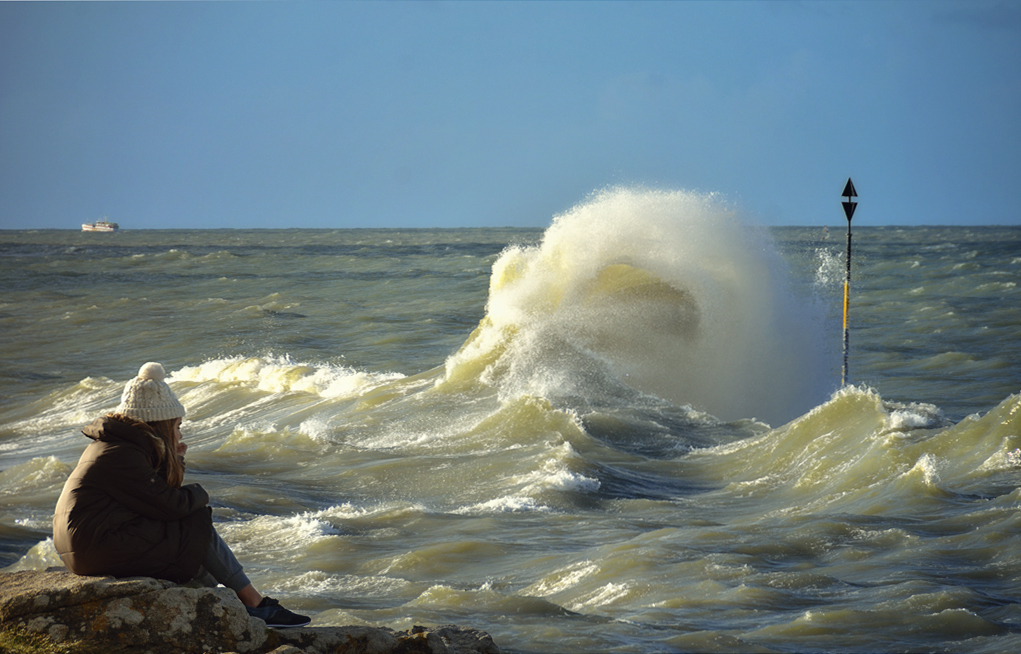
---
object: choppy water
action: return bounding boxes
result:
[2,188,1020,653]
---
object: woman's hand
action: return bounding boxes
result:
[176,441,188,456]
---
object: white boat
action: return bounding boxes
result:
[82,218,119,232]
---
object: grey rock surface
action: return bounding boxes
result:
[0,569,500,654]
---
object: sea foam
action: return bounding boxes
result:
[444,187,830,424]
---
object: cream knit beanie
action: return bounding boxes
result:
[116,362,186,423]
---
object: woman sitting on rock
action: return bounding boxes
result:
[53,362,310,628]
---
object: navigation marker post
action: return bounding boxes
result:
[841,178,857,386]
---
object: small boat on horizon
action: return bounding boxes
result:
[82,217,119,232]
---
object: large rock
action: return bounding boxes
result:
[0,569,500,654]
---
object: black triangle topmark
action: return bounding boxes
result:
[842,178,857,198]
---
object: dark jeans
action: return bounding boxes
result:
[190,526,251,592]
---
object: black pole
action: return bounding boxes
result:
[841,178,857,387]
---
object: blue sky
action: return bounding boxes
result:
[1,1,1019,229]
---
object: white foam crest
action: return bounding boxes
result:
[0,377,122,462]
[452,440,599,513]
[218,512,340,556]
[351,403,494,451]
[0,456,71,497]
[315,501,429,522]
[298,417,332,442]
[0,538,63,573]
[903,453,944,487]
[445,186,830,424]
[882,401,946,433]
[570,582,633,610]
[1002,448,1021,469]
[454,496,551,515]
[211,422,328,457]
[274,570,411,598]
[525,561,599,597]
[513,442,600,495]
[523,464,601,494]
[173,356,403,400]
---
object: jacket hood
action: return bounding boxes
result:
[82,416,158,452]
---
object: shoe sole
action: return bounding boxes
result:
[264,620,311,629]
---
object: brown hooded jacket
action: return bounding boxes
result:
[52,416,213,583]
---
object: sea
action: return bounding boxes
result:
[2,187,1020,653]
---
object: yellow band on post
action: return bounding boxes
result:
[843,282,849,331]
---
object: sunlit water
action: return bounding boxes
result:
[2,188,1020,653]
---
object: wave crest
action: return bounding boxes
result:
[444,187,830,424]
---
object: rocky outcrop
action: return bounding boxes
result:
[0,569,500,654]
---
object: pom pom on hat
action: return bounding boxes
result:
[116,362,186,423]
[137,361,168,382]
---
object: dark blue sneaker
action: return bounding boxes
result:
[246,597,311,628]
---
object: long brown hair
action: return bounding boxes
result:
[109,413,186,488]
